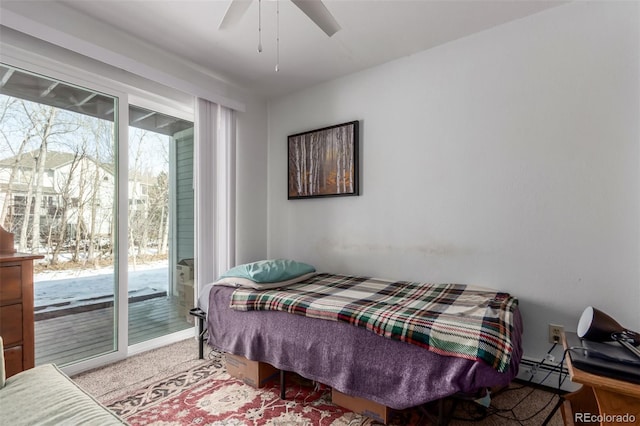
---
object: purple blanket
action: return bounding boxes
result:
[207,285,523,410]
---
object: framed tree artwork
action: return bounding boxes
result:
[288,121,359,199]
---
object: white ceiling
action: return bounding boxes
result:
[2,0,565,99]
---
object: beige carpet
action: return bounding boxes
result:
[72,338,564,425]
[73,338,207,402]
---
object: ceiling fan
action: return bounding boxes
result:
[218,0,341,37]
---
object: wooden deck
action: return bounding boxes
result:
[34,296,193,366]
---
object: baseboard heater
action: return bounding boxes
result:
[516,357,577,393]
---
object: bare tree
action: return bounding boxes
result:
[15,104,80,253]
[128,129,149,269]
[0,100,38,228]
[86,118,115,267]
[50,151,83,265]
[289,137,303,195]
[149,171,169,255]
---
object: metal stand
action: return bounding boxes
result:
[541,395,564,425]
[189,308,207,359]
[417,398,456,426]
[280,370,287,400]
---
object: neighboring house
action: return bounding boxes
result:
[0,150,128,247]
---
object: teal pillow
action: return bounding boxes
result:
[220,259,315,283]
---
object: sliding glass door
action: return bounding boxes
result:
[0,63,195,369]
[0,64,122,366]
[127,105,193,345]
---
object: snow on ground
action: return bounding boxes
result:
[34,261,169,312]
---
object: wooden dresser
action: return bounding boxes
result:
[0,226,43,378]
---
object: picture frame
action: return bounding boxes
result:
[288,121,359,199]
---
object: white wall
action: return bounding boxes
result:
[267,2,640,360]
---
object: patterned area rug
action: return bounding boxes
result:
[105,351,388,425]
[104,350,561,425]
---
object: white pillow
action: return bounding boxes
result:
[213,271,316,290]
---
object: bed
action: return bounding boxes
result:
[198,264,523,411]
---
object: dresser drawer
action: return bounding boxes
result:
[0,303,23,345]
[4,345,23,378]
[0,265,22,303]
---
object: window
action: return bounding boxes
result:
[0,61,195,373]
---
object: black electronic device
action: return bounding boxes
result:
[566,331,640,384]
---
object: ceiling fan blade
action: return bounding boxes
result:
[291,0,341,37]
[219,0,252,30]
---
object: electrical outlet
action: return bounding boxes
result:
[548,324,564,344]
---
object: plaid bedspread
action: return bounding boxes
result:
[230,273,518,372]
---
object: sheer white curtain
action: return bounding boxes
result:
[194,98,236,296]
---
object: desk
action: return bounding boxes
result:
[561,331,640,425]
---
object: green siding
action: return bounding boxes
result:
[174,128,194,261]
